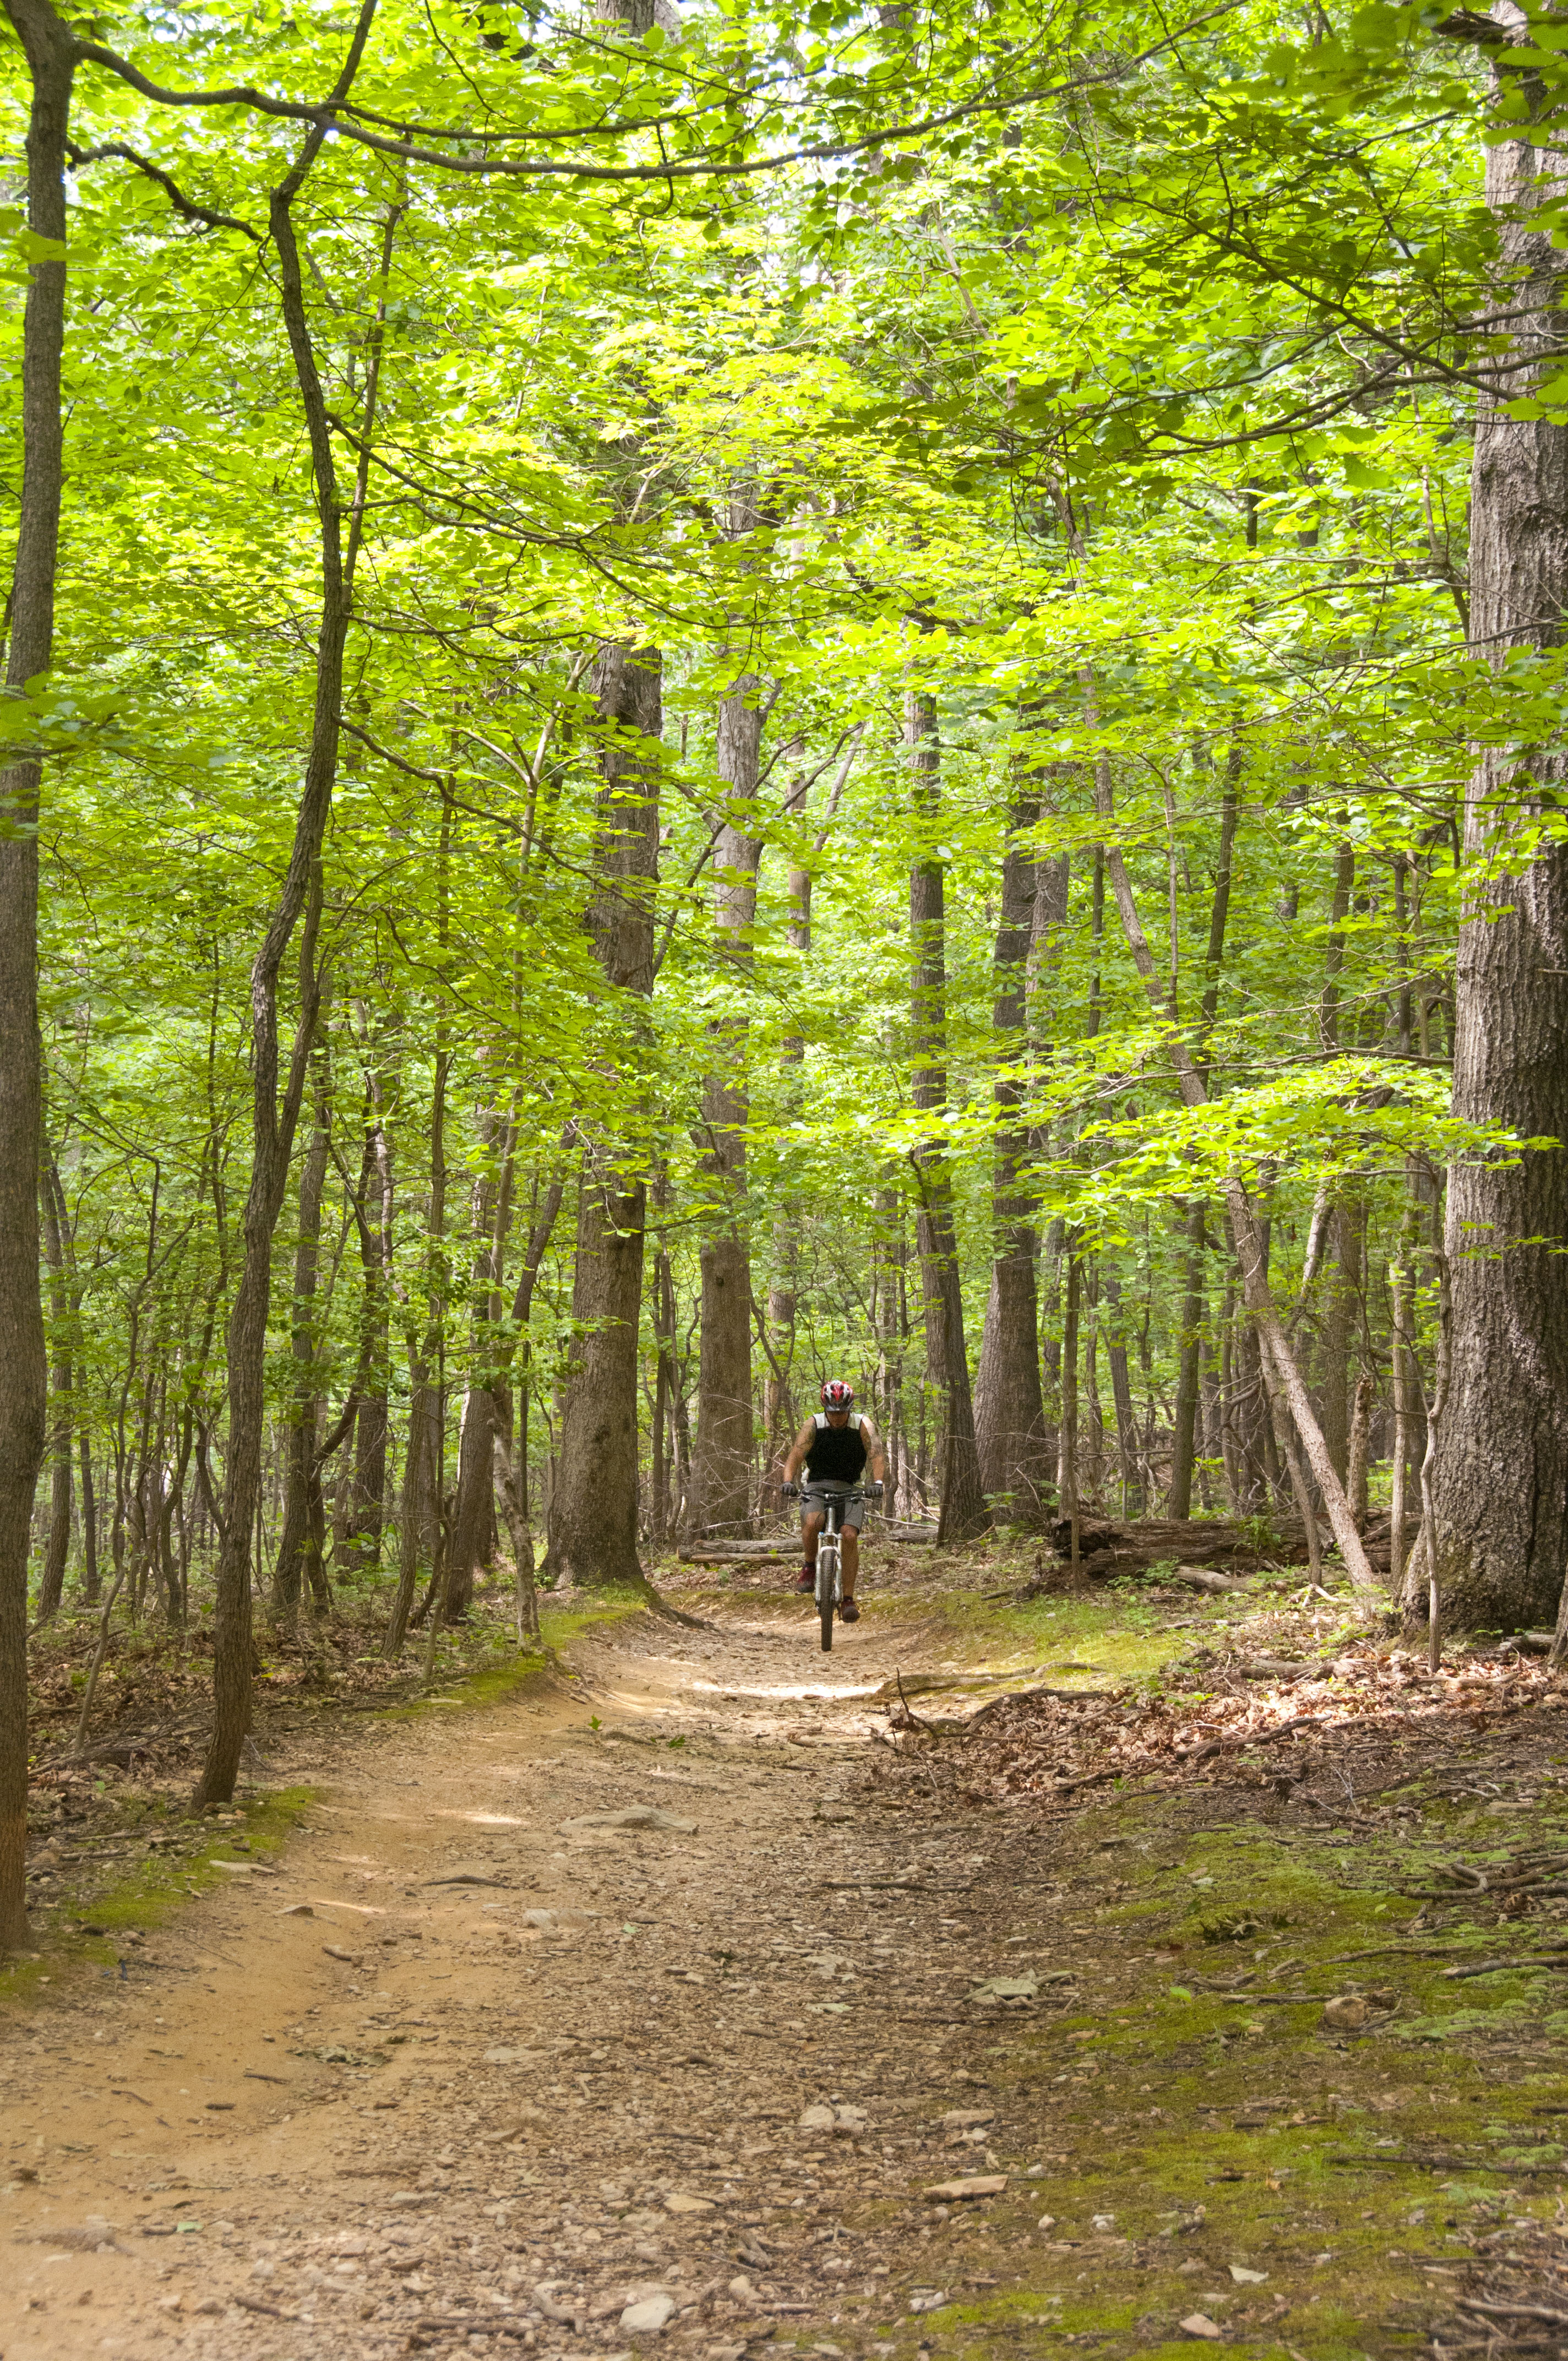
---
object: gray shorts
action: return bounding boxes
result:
[801,1487,865,1532]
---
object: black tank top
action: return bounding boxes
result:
[804,1415,868,1483]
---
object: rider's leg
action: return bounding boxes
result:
[841,1526,859,1599]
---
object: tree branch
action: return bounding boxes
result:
[72,6,1248,187]
[64,138,262,237]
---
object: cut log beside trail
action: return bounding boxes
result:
[1013,1514,1397,1593]
[679,1549,794,1566]
[689,1537,793,1553]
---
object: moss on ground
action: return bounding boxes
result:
[804,1534,1375,1696]
[836,1575,1568,2360]
[0,1783,317,2011]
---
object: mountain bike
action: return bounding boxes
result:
[787,1481,876,1652]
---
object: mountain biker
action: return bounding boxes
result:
[782,1380,887,1624]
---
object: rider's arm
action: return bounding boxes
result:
[782,1418,815,1486]
[860,1416,888,1486]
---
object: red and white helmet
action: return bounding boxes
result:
[820,1379,856,1413]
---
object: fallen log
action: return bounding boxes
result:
[1046,1514,1315,1568]
[1170,1564,1243,1595]
[1020,1512,1385,1589]
[679,1551,793,1567]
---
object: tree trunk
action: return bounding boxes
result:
[973,781,1050,1524]
[1091,762,1377,1591]
[36,1146,72,1624]
[1431,25,1568,1629]
[1347,1368,1374,1530]
[765,751,810,1491]
[344,1089,394,1575]
[1229,1284,1272,1509]
[1167,1201,1207,1521]
[763,734,859,1493]
[194,34,379,1808]
[547,642,661,1590]
[1099,1263,1143,1516]
[1199,1320,1223,1511]
[872,1183,912,1515]
[551,1155,652,1588]
[494,1165,567,1601]
[649,1165,680,1543]
[906,689,988,1544]
[386,833,450,1660]
[449,1382,499,1614]
[78,1433,99,1604]
[1082,1294,1106,1504]
[1327,1192,1365,1484]
[692,662,764,1536]
[492,1430,539,1643]
[273,1036,331,1625]
[1390,1169,1423,1597]
[1169,757,1238,1520]
[0,0,73,1948]
[1319,1219,1352,1483]
[448,1106,517,1618]
[1060,1249,1081,1574]
[1030,846,1071,1483]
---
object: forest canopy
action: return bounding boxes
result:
[2,0,1566,1944]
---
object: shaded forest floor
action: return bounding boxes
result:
[4,1527,1568,2361]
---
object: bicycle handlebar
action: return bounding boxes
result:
[785,1480,884,1499]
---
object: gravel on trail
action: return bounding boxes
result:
[0,1595,1065,2361]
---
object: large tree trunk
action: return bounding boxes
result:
[1433,23,1568,1630]
[194,35,380,1807]
[547,643,661,1589]
[692,661,764,1536]
[0,0,73,1949]
[973,781,1050,1524]
[906,690,988,1544]
[448,1381,499,1616]
[551,1156,651,1587]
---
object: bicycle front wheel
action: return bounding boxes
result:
[818,1542,836,1652]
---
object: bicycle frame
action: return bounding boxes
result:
[802,1484,864,1652]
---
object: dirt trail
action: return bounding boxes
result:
[0,1597,1051,2361]
[9,1579,1562,2361]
